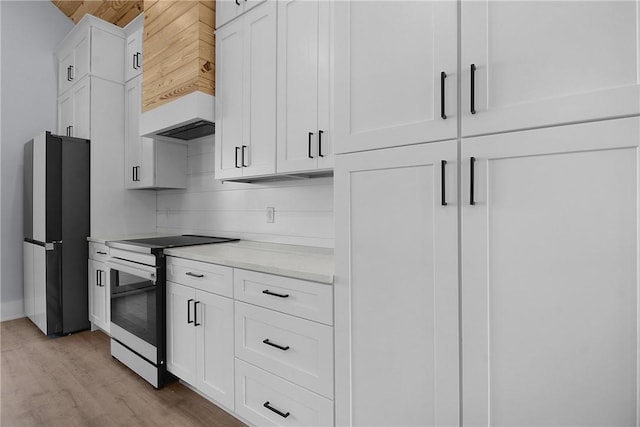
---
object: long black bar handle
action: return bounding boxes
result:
[132,166,136,182]
[308,132,314,159]
[67,66,71,82]
[470,157,476,205]
[235,146,241,168]
[262,339,290,351]
[235,0,239,5]
[318,130,324,157]
[242,145,248,167]
[135,52,141,69]
[68,126,73,137]
[441,160,447,206]
[133,53,137,70]
[263,402,290,419]
[69,65,74,81]
[262,289,289,298]
[96,251,107,255]
[96,270,100,286]
[187,299,194,324]
[470,64,476,115]
[440,72,447,120]
[194,301,201,326]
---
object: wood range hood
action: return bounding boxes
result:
[140,0,216,141]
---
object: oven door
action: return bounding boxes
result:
[107,258,159,362]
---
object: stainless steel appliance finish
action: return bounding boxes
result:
[23,131,90,335]
[106,235,238,388]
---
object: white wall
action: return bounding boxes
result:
[157,137,334,248]
[0,1,73,321]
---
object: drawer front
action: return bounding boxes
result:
[234,269,333,325]
[166,257,233,298]
[235,358,334,427]
[89,242,109,261]
[235,302,334,398]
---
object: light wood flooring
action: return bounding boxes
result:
[1,318,247,427]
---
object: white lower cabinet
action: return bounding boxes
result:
[166,281,235,410]
[335,117,640,426]
[234,301,334,399]
[461,117,640,426]
[235,358,334,427]
[88,242,109,334]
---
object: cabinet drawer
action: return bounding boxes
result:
[89,242,109,261]
[235,302,334,398]
[235,358,334,427]
[234,269,333,325]
[166,257,233,298]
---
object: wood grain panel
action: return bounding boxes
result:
[51,0,143,28]
[142,0,215,112]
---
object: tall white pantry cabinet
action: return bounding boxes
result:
[55,14,156,237]
[334,1,640,427]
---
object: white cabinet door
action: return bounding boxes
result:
[276,0,332,174]
[242,1,277,178]
[215,16,245,180]
[58,92,73,137]
[195,290,234,410]
[461,117,640,426]
[125,28,143,82]
[166,282,197,385]
[461,0,640,137]
[124,77,144,188]
[23,242,35,321]
[334,140,459,426]
[333,1,457,154]
[215,1,277,180]
[88,258,108,332]
[71,78,91,139]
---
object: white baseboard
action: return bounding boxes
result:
[1,300,25,322]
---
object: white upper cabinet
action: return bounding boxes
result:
[124,76,187,190]
[333,1,458,154]
[216,0,266,29]
[215,1,277,180]
[125,28,143,82]
[461,117,640,426]
[276,0,332,173]
[56,16,125,95]
[461,0,640,136]
[58,77,91,139]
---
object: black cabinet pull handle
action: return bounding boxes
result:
[262,289,289,298]
[96,251,107,255]
[470,64,476,115]
[441,160,447,206]
[185,272,204,278]
[135,52,141,69]
[187,298,194,324]
[96,270,100,286]
[318,130,324,157]
[262,339,290,351]
[470,157,476,205]
[67,66,71,81]
[235,0,240,4]
[68,125,73,137]
[69,65,74,81]
[263,402,290,419]
[242,145,248,167]
[194,301,201,326]
[132,166,136,182]
[308,132,314,159]
[235,146,241,168]
[441,71,447,119]
[132,53,137,70]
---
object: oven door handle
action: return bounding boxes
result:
[106,260,157,283]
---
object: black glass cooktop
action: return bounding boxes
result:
[118,235,238,249]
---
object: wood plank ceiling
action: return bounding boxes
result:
[51,1,143,28]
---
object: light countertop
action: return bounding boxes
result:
[165,240,334,284]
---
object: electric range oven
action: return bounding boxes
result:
[105,235,238,388]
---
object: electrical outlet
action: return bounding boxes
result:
[266,207,275,223]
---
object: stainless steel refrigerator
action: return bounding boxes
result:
[23,131,90,335]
